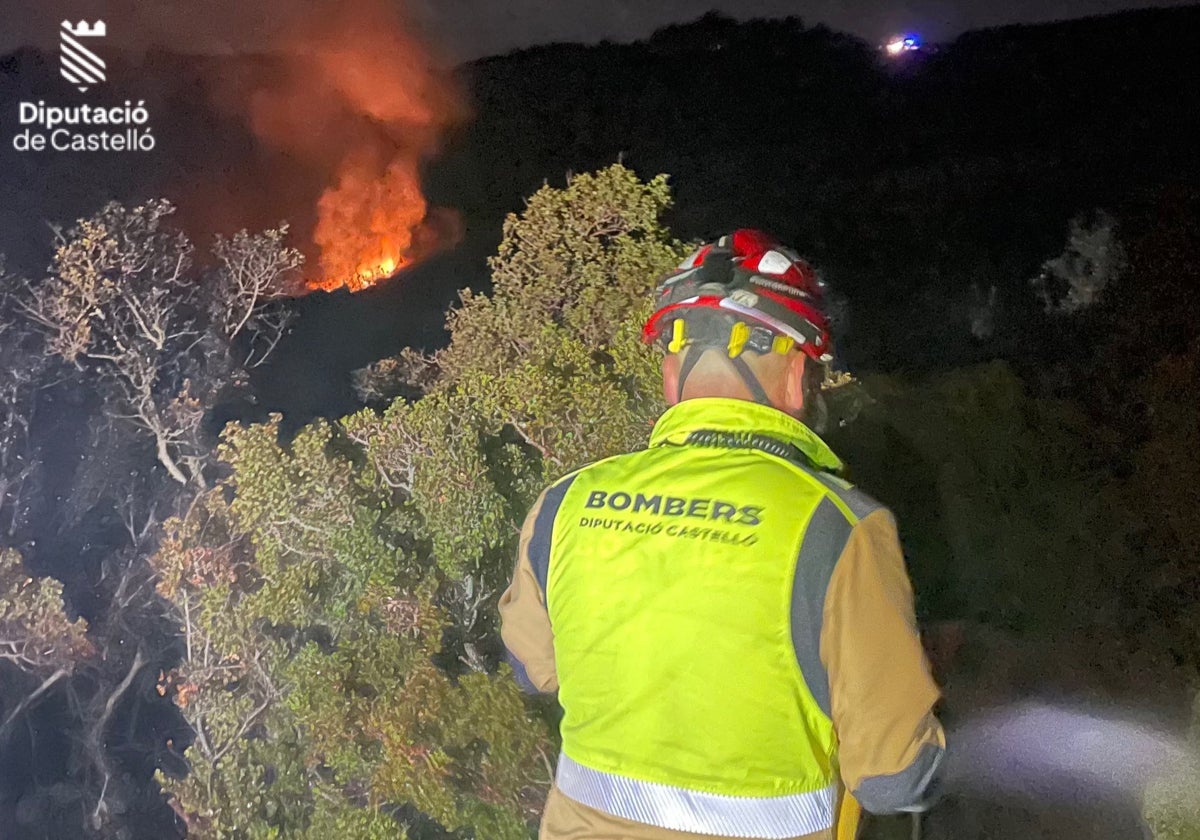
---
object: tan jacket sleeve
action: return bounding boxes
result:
[821,508,944,813]
[498,491,559,693]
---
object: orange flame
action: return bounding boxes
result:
[227,0,464,291]
[311,156,426,292]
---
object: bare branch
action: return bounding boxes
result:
[209,226,302,369]
[0,667,68,740]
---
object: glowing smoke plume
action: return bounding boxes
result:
[217,0,465,291]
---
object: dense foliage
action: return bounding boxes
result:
[0,202,300,838]
[147,166,686,837]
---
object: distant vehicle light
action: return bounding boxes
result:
[884,34,923,56]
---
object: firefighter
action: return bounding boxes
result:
[499,230,944,840]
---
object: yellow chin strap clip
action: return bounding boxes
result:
[726,322,795,358]
[667,317,796,358]
[727,322,750,358]
[668,319,688,353]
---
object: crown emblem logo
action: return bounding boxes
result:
[60,20,107,92]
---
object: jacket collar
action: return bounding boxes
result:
[649,397,843,473]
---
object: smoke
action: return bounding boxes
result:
[204,0,466,290]
[32,0,467,291]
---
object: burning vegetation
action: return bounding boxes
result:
[313,156,412,291]
[220,0,464,291]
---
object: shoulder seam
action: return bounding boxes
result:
[788,460,886,526]
[748,451,864,526]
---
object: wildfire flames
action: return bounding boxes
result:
[223,0,463,291]
[311,154,426,292]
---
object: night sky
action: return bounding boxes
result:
[3,0,1198,59]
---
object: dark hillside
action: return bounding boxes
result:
[3,8,1199,416]
[428,6,1200,371]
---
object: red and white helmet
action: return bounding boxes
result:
[642,229,832,362]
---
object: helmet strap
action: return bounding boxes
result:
[729,355,773,405]
[675,345,705,403]
[675,346,773,406]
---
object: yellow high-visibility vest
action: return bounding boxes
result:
[539,398,873,838]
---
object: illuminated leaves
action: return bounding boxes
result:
[154,409,548,837]
[370,164,686,586]
[0,267,45,540]
[445,165,682,376]
[1031,210,1127,315]
[0,548,91,672]
[209,226,302,368]
[15,201,301,492]
[154,165,686,837]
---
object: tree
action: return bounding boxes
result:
[824,362,1132,635]
[0,261,47,541]
[0,547,93,816]
[0,207,304,838]
[0,547,90,677]
[17,201,205,486]
[153,417,552,839]
[358,165,685,585]
[152,165,684,838]
[1116,340,1200,676]
[17,201,301,490]
[207,226,302,370]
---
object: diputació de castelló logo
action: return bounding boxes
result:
[60,19,107,92]
[10,20,157,153]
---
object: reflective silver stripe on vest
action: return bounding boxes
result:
[556,753,836,839]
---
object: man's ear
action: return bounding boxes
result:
[783,352,808,416]
[662,355,680,406]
